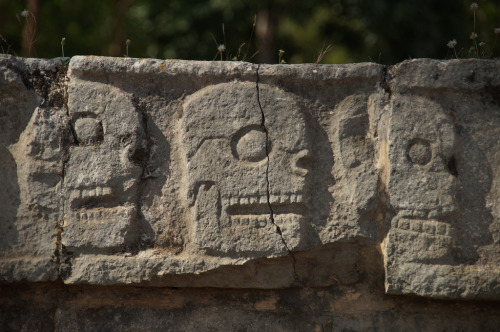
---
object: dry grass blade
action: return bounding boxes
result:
[0,34,16,55]
[315,43,332,64]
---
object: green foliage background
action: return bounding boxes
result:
[0,0,499,64]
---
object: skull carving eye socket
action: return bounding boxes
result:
[74,117,104,146]
[232,125,270,163]
[407,139,432,166]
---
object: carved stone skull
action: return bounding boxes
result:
[180,82,312,257]
[63,85,146,250]
[385,95,459,264]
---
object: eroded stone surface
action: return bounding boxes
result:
[1,55,499,299]
[180,82,313,256]
[0,55,68,281]
[381,59,500,299]
[63,78,146,253]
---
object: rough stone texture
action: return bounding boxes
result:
[54,57,387,288]
[1,54,500,329]
[382,59,500,299]
[0,55,68,282]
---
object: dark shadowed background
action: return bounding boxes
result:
[1,0,499,64]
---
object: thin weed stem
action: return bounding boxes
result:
[473,8,476,32]
[18,10,37,57]
[126,39,131,57]
[210,33,226,61]
[61,37,65,59]
[26,13,36,56]
[278,49,285,64]
[242,14,257,61]
[236,43,245,60]
[472,4,479,57]
[222,23,227,60]
[0,34,16,55]
[315,43,332,63]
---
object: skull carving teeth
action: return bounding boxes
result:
[226,193,308,218]
[69,186,114,208]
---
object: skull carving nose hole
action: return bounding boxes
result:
[293,149,313,176]
[447,155,458,177]
[129,145,147,165]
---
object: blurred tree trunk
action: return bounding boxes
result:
[256,1,289,64]
[256,9,279,63]
[108,0,135,57]
[21,0,39,57]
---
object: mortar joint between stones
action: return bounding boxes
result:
[381,65,393,98]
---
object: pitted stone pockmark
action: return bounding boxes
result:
[180,82,312,257]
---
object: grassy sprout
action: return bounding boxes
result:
[447,39,458,58]
[470,2,479,57]
[278,49,285,64]
[315,43,332,63]
[217,44,225,60]
[125,39,131,57]
[17,9,37,57]
[61,37,66,58]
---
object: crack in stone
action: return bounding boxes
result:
[255,65,300,284]
[381,65,393,98]
[130,95,154,252]
[55,63,72,280]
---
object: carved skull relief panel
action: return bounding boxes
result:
[63,85,146,251]
[180,82,312,257]
[385,95,459,264]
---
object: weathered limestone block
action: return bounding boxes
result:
[63,78,145,252]
[181,82,310,256]
[0,55,68,281]
[1,55,499,300]
[59,57,381,287]
[382,59,500,299]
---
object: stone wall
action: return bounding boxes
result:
[1,54,500,330]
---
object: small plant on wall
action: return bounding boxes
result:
[447,2,500,59]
